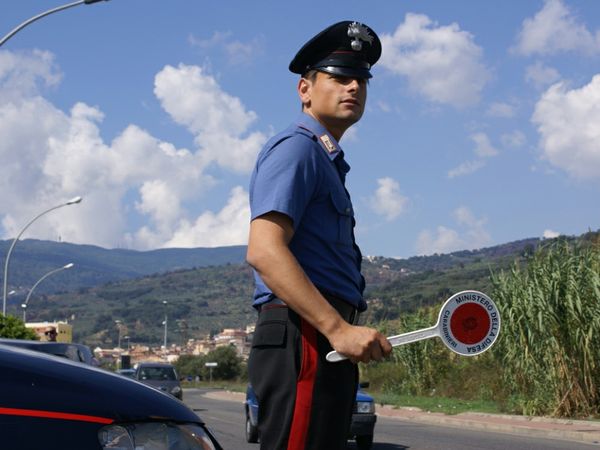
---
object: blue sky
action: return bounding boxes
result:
[0,0,598,258]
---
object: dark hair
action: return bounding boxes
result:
[302,69,319,82]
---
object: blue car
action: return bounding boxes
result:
[245,382,376,449]
[0,343,223,450]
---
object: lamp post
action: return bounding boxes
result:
[115,320,122,350]
[3,196,82,316]
[162,300,168,359]
[0,0,110,48]
[123,335,130,352]
[21,262,74,322]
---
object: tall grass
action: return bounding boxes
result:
[491,238,600,417]
[362,237,600,418]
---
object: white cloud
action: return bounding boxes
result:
[471,132,499,158]
[416,226,461,255]
[377,101,392,113]
[501,130,527,149]
[369,177,408,221]
[543,229,560,239]
[189,31,265,65]
[0,51,264,250]
[416,206,491,255]
[447,160,485,179]
[525,61,561,89]
[514,0,600,56]
[486,102,516,118]
[154,64,266,173]
[163,186,250,248]
[0,49,61,101]
[380,13,490,107]
[532,75,600,179]
[448,132,498,178]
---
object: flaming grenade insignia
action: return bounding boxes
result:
[347,22,373,51]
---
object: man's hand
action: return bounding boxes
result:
[326,322,392,364]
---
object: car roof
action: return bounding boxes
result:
[0,338,95,364]
[0,344,199,423]
[135,361,176,368]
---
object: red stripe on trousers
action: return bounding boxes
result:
[287,318,318,450]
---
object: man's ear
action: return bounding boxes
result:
[298,77,311,107]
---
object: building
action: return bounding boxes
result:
[26,321,72,342]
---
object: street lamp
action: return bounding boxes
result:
[162,300,168,359]
[115,320,122,350]
[0,0,110,48]
[21,262,74,322]
[3,196,82,316]
[123,335,130,352]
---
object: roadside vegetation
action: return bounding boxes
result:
[167,235,600,419]
[361,235,600,419]
[0,315,37,340]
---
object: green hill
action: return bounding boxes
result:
[19,234,568,347]
[1,239,246,296]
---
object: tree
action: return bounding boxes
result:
[204,346,242,380]
[0,315,38,340]
[175,354,206,379]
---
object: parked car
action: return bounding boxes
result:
[350,382,377,450]
[116,368,136,378]
[134,361,183,400]
[0,343,223,450]
[244,381,376,449]
[0,337,97,365]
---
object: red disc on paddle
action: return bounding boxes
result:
[450,302,491,344]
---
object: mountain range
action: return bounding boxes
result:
[3,231,596,347]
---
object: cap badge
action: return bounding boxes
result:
[347,22,373,51]
[319,134,337,153]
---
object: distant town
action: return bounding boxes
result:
[26,320,255,367]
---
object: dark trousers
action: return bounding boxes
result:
[248,303,358,450]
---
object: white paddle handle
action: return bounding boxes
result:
[387,325,438,347]
[326,325,438,362]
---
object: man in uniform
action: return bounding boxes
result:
[247,21,392,450]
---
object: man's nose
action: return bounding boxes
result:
[348,78,361,91]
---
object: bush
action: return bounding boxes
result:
[0,315,38,340]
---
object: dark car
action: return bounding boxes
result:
[116,368,136,378]
[0,337,97,365]
[0,343,223,450]
[244,381,377,449]
[134,361,183,400]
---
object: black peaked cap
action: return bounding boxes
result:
[289,21,381,79]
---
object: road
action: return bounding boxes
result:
[184,388,597,450]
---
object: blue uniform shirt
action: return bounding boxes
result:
[249,113,366,311]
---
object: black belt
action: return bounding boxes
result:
[321,291,359,325]
[260,292,359,325]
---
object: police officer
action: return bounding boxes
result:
[247,21,392,450]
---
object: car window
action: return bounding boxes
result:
[140,367,176,381]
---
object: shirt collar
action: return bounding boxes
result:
[296,113,342,161]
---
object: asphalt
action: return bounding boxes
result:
[201,390,600,446]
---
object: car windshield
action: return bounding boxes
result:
[140,366,176,381]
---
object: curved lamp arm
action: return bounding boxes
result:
[0,1,109,47]
[3,197,81,315]
[23,263,75,307]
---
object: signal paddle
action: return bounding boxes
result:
[326,290,501,363]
